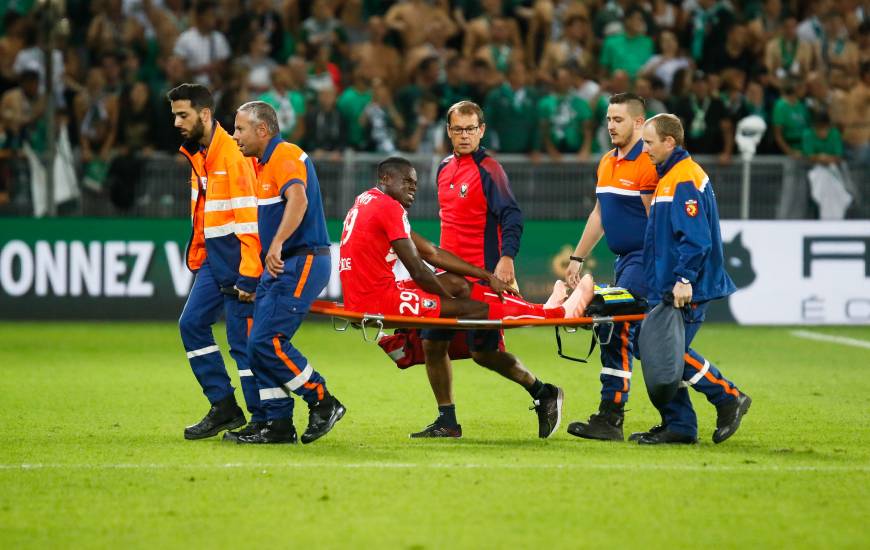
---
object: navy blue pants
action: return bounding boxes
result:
[660,303,742,438]
[179,261,263,421]
[597,254,740,419]
[596,252,646,405]
[247,254,330,420]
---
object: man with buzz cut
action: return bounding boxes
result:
[564,93,658,442]
[168,83,265,440]
[229,100,344,444]
[566,95,747,443]
[636,113,751,445]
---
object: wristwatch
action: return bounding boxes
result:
[677,277,691,285]
[569,255,585,263]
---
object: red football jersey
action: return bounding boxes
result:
[437,153,489,268]
[435,150,522,273]
[339,187,411,312]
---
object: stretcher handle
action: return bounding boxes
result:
[331,316,350,332]
[360,317,385,342]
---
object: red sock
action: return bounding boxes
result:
[469,283,493,302]
[500,294,565,319]
[487,301,505,320]
[471,284,565,320]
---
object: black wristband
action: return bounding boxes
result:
[569,255,585,263]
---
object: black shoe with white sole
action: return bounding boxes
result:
[531,384,564,439]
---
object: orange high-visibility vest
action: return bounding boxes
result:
[178,122,262,289]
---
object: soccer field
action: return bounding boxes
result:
[1,321,868,549]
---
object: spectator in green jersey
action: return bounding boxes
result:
[258,66,306,143]
[599,7,654,79]
[537,65,592,160]
[801,109,843,164]
[772,78,809,157]
[484,61,539,155]
[337,65,373,150]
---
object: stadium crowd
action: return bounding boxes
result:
[0,0,868,209]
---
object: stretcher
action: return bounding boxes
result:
[309,300,646,362]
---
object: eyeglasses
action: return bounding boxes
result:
[448,125,480,135]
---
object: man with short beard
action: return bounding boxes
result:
[168,83,265,440]
[566,95,744,442]
[564,93,657,441]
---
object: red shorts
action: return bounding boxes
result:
[346,281,442,317]
[381,280,442,318]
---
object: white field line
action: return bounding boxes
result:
[1,462,868,473]
[790,330,870,350]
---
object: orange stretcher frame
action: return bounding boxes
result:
[310,300,646,362]
[310,300,645,330]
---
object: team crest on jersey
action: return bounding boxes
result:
[685,199,698,217]
[422,298,437,309]
[459,184,469,197]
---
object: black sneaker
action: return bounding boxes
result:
[300,396,346,444]
[184,395,245,440]
[222,421,266,442]
[409,422,462,438]
[567,401,624,441]
[628,424,666,442]
[531,384,564,439]
[636,429,698,445]
[237,419,297,444]
[713,393,752,444]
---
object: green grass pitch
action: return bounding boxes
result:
[1,321,868,549]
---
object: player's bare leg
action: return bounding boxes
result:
[471,350,534,387]
[472,350,564,438]
[439,298,488,319]
[562,274,594,317]
[436,272,474,299]
[544,280,568,308]
[422,340,454,406]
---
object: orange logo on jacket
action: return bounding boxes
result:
[685,199,698,217]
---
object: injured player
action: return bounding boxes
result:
[339,156,593,320]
